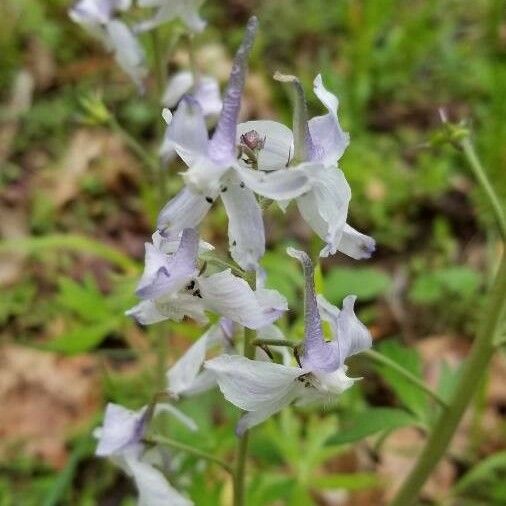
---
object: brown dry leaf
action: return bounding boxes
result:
[45,129,140,208]
[377,427,455,503]
[0,344,100,468]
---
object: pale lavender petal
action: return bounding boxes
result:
[337,224,376,260]
[136,0,205,33]
[136,228,199,299]
[295,165,351,257]
[220,172,265,271]
[162,71,193,108]
[105,20,147,92]
[163,96,209,166]
[126,457,193,506]
[155,292,208,324]
[208,16,258,164]
[237,120,293,171]
[233,163,312,201]
[287,247,340,373]
[338,295,372,358]
[308,74,349,165]
[70,0,114,24]
[95,403,147,457]
[154,404,197,431]
[157,186,212,234]
[198,269,285,329]
[192,76,222,119]
[167,323,226,397]
[125,300,167,325]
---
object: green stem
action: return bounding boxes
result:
[459,137,506,240]
[109,116,160,176]
[389,249,506,506]
[234,273,256,506]
[251,338,296,348]
[364,349,449,409]
[147,435,234,475]
[0,234,138,275]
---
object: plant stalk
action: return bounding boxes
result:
[389,248,506,506]
[234,273,256,506]
[364,349,449,409]
[147,435,234,475]
[459,137,506,240]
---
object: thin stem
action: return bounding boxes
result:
[251,338,296,348]
[109,116,160,176]
[234,273,256,506]
[146,435,234,475]
[459,137,506,240]
[389,250,506,506]
[364,349,449,409]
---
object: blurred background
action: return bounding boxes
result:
[1,0,505,504]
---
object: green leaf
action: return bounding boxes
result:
[375,340,429,421]
[326,407,416,446]
[42,319,119,354]
[410,266,480,304]
[324,267,391,303]
[453,451,506,504]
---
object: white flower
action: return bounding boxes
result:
[126,228,287,328]
[235,74,375,259]
[135,0,206,33]
[205,248,372,435]
[159,71,222,161]
[69,0,147,91]
[94,402,195,506]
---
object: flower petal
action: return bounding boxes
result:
[155,292,209,324]
[237,120,293,171]
[154,403,198,431]
[125,300,168,325]
[167,323,225,397]
[162,71,193,108]
[317,293,372,363]
[233,164,312,201]
[95,403,147,457]
[287,248,339,373]
[157,186,212,234]
[220,173,265,271]
[164,96,209,166]
[309,74,349,165]
[126,457,193,506]
[136,228,199,300]
[105,20,147,92]
[135,0,205,33]
[337,224,376,260]
[205,354,305,433]
[193,76,223,119]
[295,165,351,257]
[198,270,285,329]
[208,16,258,164]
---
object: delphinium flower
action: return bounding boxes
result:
[235,73,375,259]
[135,0,207,33]
[157,17,311,270]
[205,247,372,436]
[126,227,287,328]
[94,402,196,505]
[69,0,147,91]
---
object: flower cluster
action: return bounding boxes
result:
[77,6,375,504]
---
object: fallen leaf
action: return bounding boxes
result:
[0,344,100,468]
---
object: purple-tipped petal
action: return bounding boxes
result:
[287,247,340,373]
[337,224,376,260]
[208,16,258,164]
[136,228,199,299]
[273,72,318,162]
[95,403,147,457]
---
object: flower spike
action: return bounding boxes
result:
[209,16,258,163]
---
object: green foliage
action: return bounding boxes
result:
[324,266,392,303]
[374,340,429,422]
[409,266,481,305]
[452,451,506,505]
[326,407,417,446]
[43,276,135,354]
